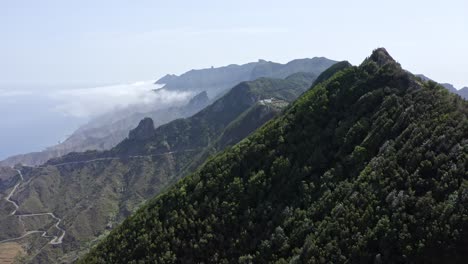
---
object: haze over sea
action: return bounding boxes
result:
[0,83,84,159]
[0,80,163,160]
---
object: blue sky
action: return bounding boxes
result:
[1,0,467,88]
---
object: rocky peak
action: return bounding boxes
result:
[369,48,397,67]
[128,118,156,140]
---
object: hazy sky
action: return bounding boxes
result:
[1,0,467,88]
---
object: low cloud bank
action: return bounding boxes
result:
[50,81,192,118]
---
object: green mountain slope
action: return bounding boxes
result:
[0,73,319,263]
[312,60,352,86]
[416,74,468,100]
[81,49,468,263]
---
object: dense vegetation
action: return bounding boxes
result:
[81,49,468,263]
[0,72,318,263]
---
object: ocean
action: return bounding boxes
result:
[0,83,89,160]
[0,80,181,160]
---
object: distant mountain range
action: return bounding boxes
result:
[0,67,327,262]
[0,57,337,168]
[156,57,336,97]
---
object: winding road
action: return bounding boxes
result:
[42,149,199,167]
[4,170,22,215]
[1,170,66,245]
[1,149,200,245]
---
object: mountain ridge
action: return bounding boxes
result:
[80,48,468,263]
[0,58,336,168]
[157,57,336,97]
[0,71,322,263]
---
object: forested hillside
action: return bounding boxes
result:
[81,49,468,263]
[0,72,318,263]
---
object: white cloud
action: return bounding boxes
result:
[50,81,192,118]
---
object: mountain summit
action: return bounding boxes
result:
[81,49,467,263]
[368,47,397,66]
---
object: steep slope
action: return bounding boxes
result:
[0,73,317,263]
[312,61,352,86]
[81,49,467,263]
[214,99,287,149]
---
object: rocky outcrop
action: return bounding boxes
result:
[128,118,156,141]
[368,48,398,67]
